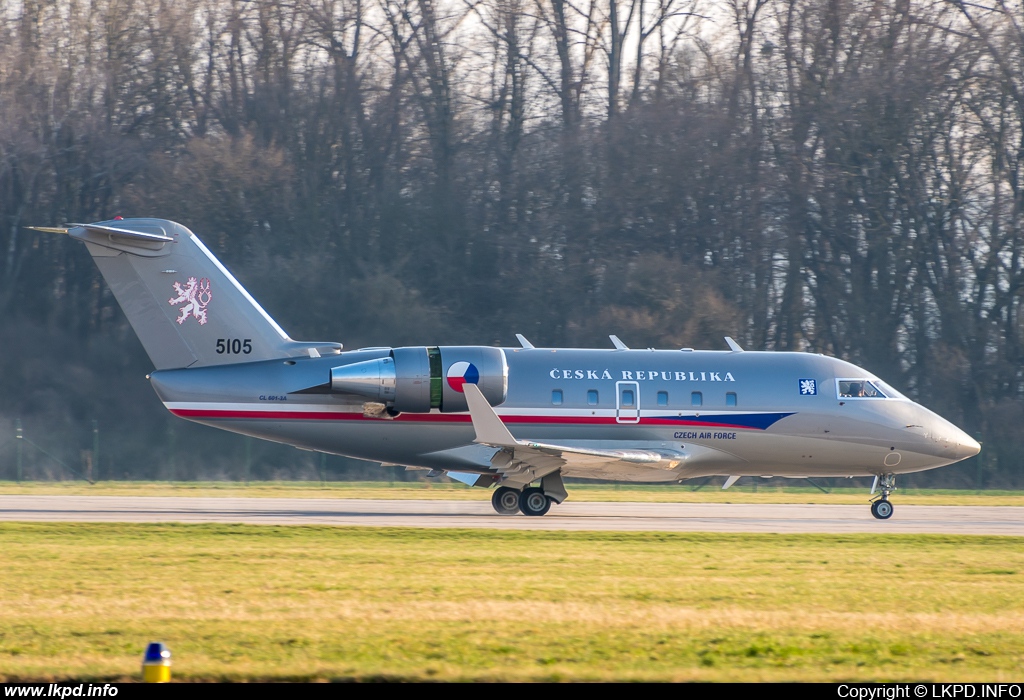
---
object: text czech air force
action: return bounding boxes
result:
[548,369,736,382]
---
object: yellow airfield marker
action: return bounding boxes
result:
[142,642,171,682]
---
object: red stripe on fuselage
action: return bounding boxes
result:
[168,408,763,430]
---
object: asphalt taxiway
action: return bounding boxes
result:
[0,495,1022,534]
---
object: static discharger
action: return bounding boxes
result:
[142,642,171,683]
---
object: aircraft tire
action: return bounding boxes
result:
[519,487,552,517]
[492,487,521,516]
[871,499,894,520]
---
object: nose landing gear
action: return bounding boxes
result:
[870,473,896,519]
[870,499,893,519]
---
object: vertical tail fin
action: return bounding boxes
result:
[61,218,340,369]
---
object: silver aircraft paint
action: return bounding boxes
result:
[39,218,981,518]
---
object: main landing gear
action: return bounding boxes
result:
[491,486,521,515]
[870,473,896,520]
[519,487,552,516]
[491,486,553,516]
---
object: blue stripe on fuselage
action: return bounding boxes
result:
[655,412,794,430]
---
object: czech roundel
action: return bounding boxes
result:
[446,362,480,392]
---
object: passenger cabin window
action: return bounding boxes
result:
[726,392,737,407]
[837,379,888,399]
[621,390,635,407]
[587,390,599,406]
[657,391,668,407]
[552,390,563,405]
[691,391,702,407]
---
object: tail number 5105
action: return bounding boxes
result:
[217,339,252,355]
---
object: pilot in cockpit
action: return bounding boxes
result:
[839,381,866,397]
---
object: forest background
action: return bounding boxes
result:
[1,0,1022,485]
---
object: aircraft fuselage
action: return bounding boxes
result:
[38,218,980,519]
[152,346,976,482]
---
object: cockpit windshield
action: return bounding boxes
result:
[871,379,907,400]
[837,379,889,399]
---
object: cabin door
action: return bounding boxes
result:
[615,381,640,423]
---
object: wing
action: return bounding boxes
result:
[462,383,683,488]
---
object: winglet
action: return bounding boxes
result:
[515,333,535,349]
[609,334,629,350]
[724,336,744,352]
[722,475,741,490]
[463,383,518,447]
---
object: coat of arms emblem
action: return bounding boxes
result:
[169,277,212,325]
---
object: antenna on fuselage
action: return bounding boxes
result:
[515,333,535,349]
[609,335,629,350]
[724,337,744,352]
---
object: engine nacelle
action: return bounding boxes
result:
[435,346,508,412]
[329,346,507,412]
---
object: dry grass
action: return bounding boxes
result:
[1,523,1022,681]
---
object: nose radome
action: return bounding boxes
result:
[958,434,981,459]
[908,403,980,461]
[940,420,981,459]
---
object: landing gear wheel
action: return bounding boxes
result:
[871,499,893,520]
[491,487,521,515]
[870,473,897,519]
[519,487,552,516]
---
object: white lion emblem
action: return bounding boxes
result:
[169,277,212,325]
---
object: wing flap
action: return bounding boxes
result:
[522,441,666,464]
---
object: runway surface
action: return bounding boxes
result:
[1,495,1022,534]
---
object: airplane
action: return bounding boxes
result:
[30,218,981,520]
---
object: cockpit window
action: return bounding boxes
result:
[873,379,907,400]
[837,379,889,399]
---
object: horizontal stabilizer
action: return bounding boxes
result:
[283,340,342,357]
[67,222,174,242]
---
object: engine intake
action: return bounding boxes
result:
[329,346,507,412]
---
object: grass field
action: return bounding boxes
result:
[0,523,1022,682]
[3,480,1024,506]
